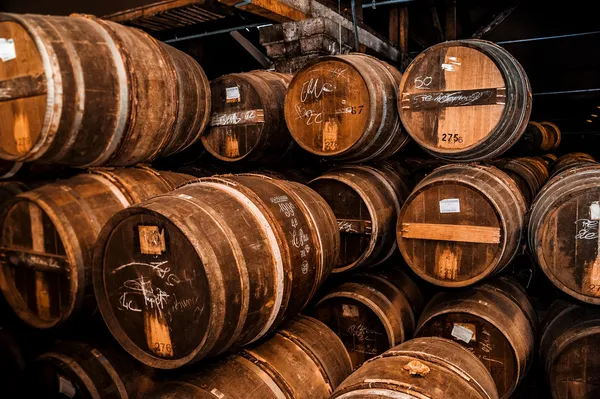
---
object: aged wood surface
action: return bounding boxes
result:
[398,39,531,161]
[0,167,193,328]
[416,277,537,398]
[330,337,499,398]
[492,157,549,204]
[312,266,423,369]
[146,316,352,398]
[93,174,339,368]
[397,164,526,287]
[550,152,596,177]
[0,13,210,166]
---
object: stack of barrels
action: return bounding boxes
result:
[1,11,598,399]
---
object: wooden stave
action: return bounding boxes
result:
[511,121,555,154]
[92,175,338,368]
[330,336,499,399]
[540,121,562,151]
[492,157,548,205]
[309,164,406,272]
[312,267,423,369]
[550,152,596,177]
[415,277,537,398]
[0,13,209,167]
[203,70,294,163]
[528,165,600,305]
[397,164,527,287]
[145,316,352,399]
[398,39,531,161]
[540,301,600,399]
[0,167,191,328]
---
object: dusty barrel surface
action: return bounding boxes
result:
[398,39,531,161]
[203,70,296,163]
[0,13,210,166]
[492,157,548,204]
[416,277,537,398]
[397,164,527,287]
[145,316,352,399]
[93,174,339,368]
[330,336,499,399]
[540,301,600,399]
[529,165,600,304]
[0,167,192,328]
[311,267,424,369]
[309,162,410,272]
[284,54,409,162]
[551,152,596,177]
[32,341,156,399]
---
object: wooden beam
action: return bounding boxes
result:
[103,0,206,21]
[389,8,399,46]
[428,1,444,42]
[445,0,457,40]
[399,223,501,244]
[223,0,308,22]
[471,3,518,39]
[399,7,409,70]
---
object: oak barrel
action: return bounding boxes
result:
[146,316,352,399]
[511,121,558,155]
[551,152,596,177]
[540,301,600,399]
[32,341,156,399]
[284,54,410,162]
[492,157,548,204]
[203,70,297,163]
[0,160,22,180]
[311,267,424,368]
[93,174,339,368]
[0,13,210,166]
[309,162,411,272]
[529,164,600,304]
[540,121,562,151]
[330,337,499,399]
[398,39,531,161]
[416,277,537,398]
[0,167,193,328]
[397,164,527,287]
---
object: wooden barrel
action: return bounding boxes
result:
[416,277,537,398]
[330,337,499,399]
[540,121,562,151]
[0,13,210,167]
[0,160,22,180]
[32,341,156,399]
[492,157,548,204]
[92,174,339,368]
[551,152,596,177]
[145,316,352,399]
[309,163,410,272]
[0,167,193,328]
[510,121,557,155]
[284,54,410,162]
[397,164,526,287]
[311,266,424,369]
[203,70,296,163]
[529,164,600,305]
[398,39,531,161]
[540,301,600,399]
[0,181,29,214]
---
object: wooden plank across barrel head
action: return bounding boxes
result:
[309,162,410,272]
[0,13,210,166]
[397,164,526,287]
[311,266,424,369]
[529,165,600,304]
[145,316,353,399]
[330,337,499,399]
[540,301,600,399]
[0,167,193,328]
[416,277,537,399]
[398,39,531,161]
[93,174,339,368]
[284,54,410,162]
[203,70,297,163]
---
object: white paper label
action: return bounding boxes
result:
[451,324,474,344]
[342,304,359,318]
[226,86,240,102]
[210,388,225,399]
[439,198,460,213]
[58,376,76,398]
[0,38,16,62]
[591,201,600,220]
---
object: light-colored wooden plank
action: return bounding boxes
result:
[29,203,52,320]
[400,223,501,244]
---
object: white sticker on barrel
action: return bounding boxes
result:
[451,323,474,344]
[591,201,600,220]
[226,86,241,103]
[58,376,76,398]
[210,388,225,399]
[0,38,16,62]
[342,304,360,318]
[439,198,460,213]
